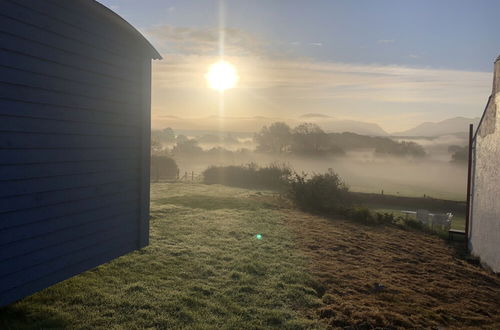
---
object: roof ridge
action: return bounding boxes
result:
[82,0,162,60]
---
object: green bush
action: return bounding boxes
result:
[345,207,374,224]
[288,169,405,226]
[341,209,398,226]
[400,217,428,231]
[288,169,351,214]
[202,163,292,190]
[374,212,398,225]
[151,155,179,182]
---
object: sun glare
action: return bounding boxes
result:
[206,61,238,91]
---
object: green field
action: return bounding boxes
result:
[0,183,321,329]
[1,183,498,329]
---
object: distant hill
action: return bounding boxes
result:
[299,114,388,136]
[393,117,480,137]
[322,120,389,136]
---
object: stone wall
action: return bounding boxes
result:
[470,58,500,273]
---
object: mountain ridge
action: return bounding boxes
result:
[393,117,480,137]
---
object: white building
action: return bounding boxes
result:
[469,56,500,273]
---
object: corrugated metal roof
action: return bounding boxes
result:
[83,0,162,60]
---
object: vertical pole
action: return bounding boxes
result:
[465,124,473,251]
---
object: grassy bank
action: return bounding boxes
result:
[1,183,498,329]
[286,211,500,328]
[0,183,321,329]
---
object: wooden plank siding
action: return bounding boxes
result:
[0,240,139,306]
[0,65,141,105]
[139,58,152,247]
[0,159,138,180]
[8,0,147,58]
[0,1,140,60]
[0,207,138,260]
[0,49,140,95]
[0,0,158,306]
[0,179,139,213]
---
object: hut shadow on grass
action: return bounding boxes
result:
[0,304,68,329]
[446,235,483,266]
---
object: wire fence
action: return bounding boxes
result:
[150,170,203,183]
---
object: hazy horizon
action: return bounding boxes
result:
[98,0,498,133]
[97,0,495,200]
[149,113,481,136]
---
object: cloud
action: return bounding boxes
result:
[151,53,491,132]
[409,54,421,59]
[146,25,266,56]
[147,25,491,132]
[309,42,323,47]
[152,53,491,104]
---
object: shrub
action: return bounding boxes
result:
[400,217,429,231]
[151,155,179,182]
[341,209,399,226]
[202,163,292,190]
[288,169,351,214]
[345,207,374,224]
[374,212,398,225]
[288,169,406,226]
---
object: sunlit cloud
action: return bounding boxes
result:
[147,25,266,56]
[147,25,491,132]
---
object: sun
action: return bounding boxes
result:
[205,60,239,91]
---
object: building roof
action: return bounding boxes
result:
[82,0,162,60]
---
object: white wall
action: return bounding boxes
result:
[470,59,500,273]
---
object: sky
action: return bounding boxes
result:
[98,0,500,133]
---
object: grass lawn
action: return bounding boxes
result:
[1,183,499,329]
[0,183,322,329]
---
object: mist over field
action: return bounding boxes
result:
[177,152,466,200]
[154,128,469,200]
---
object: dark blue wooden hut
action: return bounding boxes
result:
[0,0,161,306]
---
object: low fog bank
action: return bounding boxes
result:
[153,125,468,201]
[394,134,468,162]
[174,151,467,201]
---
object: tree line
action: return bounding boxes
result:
[151,122,426,159]
[254,122,426,157]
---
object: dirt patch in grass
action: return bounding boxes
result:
[285,210,500,329]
